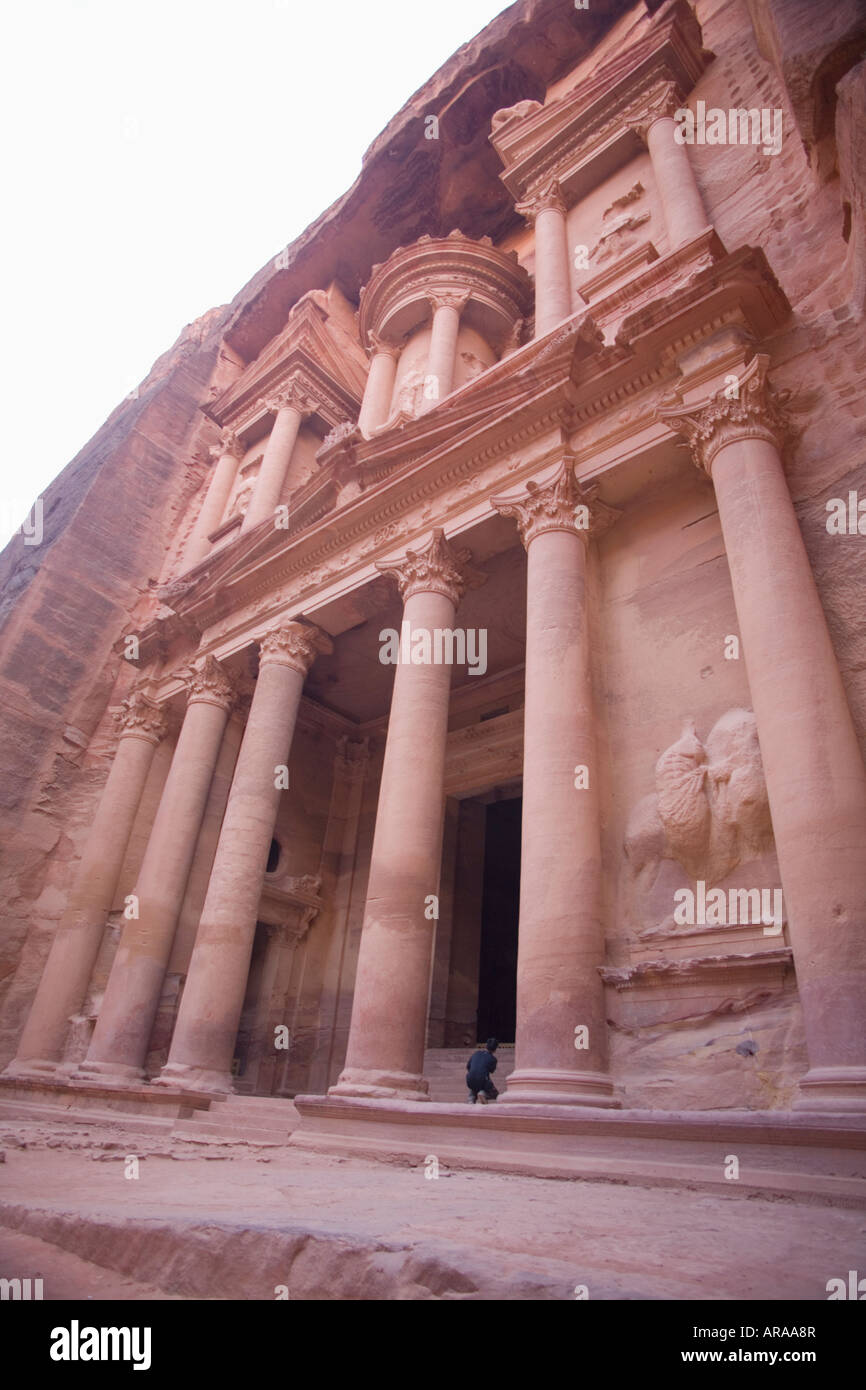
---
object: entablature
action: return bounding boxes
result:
[157,234,791,656]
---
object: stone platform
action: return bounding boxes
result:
[2,1109,864,1300]
[0,1074,215,1122]
[291,1094,866,1204]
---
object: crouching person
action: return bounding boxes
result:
[466,1037,499,1103]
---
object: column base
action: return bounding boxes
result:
[500,1068,620,1108]
[151,1062,235,1095]
[793,1066,866,1114]
[2,1057,70,1081]
[72,1060,146,1087]
[328,1066,430,1103]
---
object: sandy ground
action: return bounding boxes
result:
[1,1113,864,1300]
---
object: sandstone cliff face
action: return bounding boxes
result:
[0,310,235,1061]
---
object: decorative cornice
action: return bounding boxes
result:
[515,176,567,223]
[492,456,620,548]
[182,654,235,710]
[113,691,168,745]
[599,948,792,990]
[656,354,792,477]
[259,620,333,674]
[375,527,486,605]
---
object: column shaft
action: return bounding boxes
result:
[330,528,481,1100]
[242,405,302,532]
[420,303,461,412]
[359,349,398,436]
[711,436,866,1108]
[646,116,708,249]
[186,437,243,566]
[334,590,455,1097]
[79,674,232,1080]
[493,461,618,1106]
[6,696,165,1074]
[509,531,614,1104]
[533,204,571,337]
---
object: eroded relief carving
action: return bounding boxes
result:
[624,709,775,936]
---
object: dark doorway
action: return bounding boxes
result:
[477,797,521,1042]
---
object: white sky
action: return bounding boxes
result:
[0,0,513,547]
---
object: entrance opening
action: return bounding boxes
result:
[476,797,521,1042]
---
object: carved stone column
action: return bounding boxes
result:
[419,291,468,412]
[242,381,311,532]
[155,621,332,1093]
[659,355,866,1112]
[630,83,708,250]
[330,531,484,1100]
[516,179,571,338]
[77,657,235,1082]
[185,430,245,567]
[5,692,167,1076]
[358,334,400,436]
[493,459,620,1106]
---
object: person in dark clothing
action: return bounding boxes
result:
[466,1037,499,1103]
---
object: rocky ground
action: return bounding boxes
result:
[1,1109,863,1300]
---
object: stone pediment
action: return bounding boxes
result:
[491,0,713,208]
[208,295,365,434]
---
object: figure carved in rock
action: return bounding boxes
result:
[393,365,427,418]
[624,708,774,907]
[229,483,253,519]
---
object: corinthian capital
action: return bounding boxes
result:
[113,690,168,744]
[656,354,792,477]
[264,376,314,417]
[515,177,566,224]
[183,654,235,710]
[212,429,245,461]
[376,529,486,606]
[367,331,402,360]
[259,620,333,674]
[492,457,620,549]
[626,80,684,144]
[429,288,471,315]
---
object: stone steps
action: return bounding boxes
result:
[423,1047,514,1102]
[172,1095,298,1146]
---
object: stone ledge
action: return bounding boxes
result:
[0,1075,215,1120]
[291,1094,866,1204]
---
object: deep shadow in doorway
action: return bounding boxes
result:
[477,796,521,1043]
